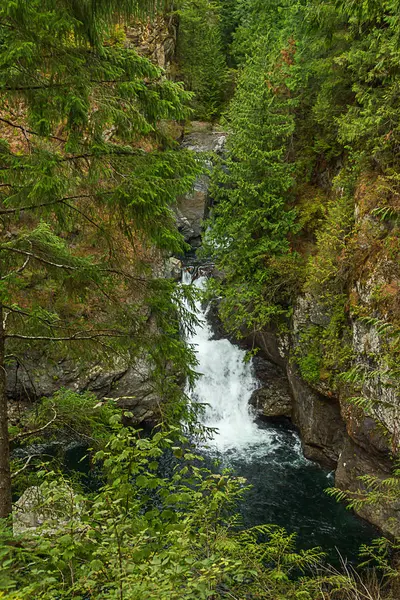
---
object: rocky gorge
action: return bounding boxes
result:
[177,126,399,538]
[8,121,398,540]
[7,8,399,546]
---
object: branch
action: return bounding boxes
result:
[11,454,41,478]
[60,148,145,162]
[0,117,66,143]
[3,79,153,92]
[61,200,104,231]
[10,405,57,443]
[0,246,149,284]
[0,246,83,271]
[0,194,96,215]
[6,331,126,341]
[2,305,66,330]
[0,254,30,279]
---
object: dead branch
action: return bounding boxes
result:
[11,454,41,478]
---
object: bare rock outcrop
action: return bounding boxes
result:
[177,123,226,248]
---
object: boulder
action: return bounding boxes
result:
[13,483,81,536]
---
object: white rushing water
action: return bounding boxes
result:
[183,268,286,456]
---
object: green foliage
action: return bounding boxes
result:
[0,0,202,414]
[1,422,336,599]
[326,463,400,588]
[305,175,356,299]
[176,0,229,120]
[295,326,324,385]
[204,34,301,336]
[28,389,118,444]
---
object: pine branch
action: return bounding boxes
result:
[2,305,65,329]
[0,117,66,143]
[10,405,57,443]
[60,148,145,162]
[61,200,104,231]
[0,246,82,271]
[0,246,149,285]
[0,195,96,216]
[3,79,154,93]
[6,331,126,341]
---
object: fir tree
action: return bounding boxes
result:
[176,0,229,120]
[0,0,200,518]
[205,36,300,336]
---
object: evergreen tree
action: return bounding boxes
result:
[0,0,200,518]
[205,37,300,336]
[176,0,229,120]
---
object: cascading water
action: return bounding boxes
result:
[182,266,376,562]
[183,270,267,453]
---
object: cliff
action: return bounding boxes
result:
[245,172,400,536]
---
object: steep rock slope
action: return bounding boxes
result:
[245,174,400,535]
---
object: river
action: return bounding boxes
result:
[183,267,376,564]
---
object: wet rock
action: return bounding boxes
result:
[249,387,292,419]
[206,298,228,341]
[181,122,226,154]
[249,357,292,418]
[243,328,288,369]
[177,174,210,240]
[177,124,226,248]
[164,256,182,280]
[175,208,197,244]
[288,366,346,469]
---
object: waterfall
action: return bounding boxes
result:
[183,268,285,455]
[181,266,376,559]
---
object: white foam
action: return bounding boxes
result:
[183,270,283,455]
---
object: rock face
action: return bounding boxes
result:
[7,354,160,426]
[249,356,292,419]
[288,366,346,469]
[125,16,177,70]
[177,123,226,248]
[241,289,399,535]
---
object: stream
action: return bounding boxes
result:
[183,268,376,564]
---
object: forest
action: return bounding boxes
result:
[0,0,400,598]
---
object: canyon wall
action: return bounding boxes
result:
[247,175,400,536]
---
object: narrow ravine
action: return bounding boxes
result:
[183,267,376,564]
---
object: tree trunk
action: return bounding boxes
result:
[0,303,12,518]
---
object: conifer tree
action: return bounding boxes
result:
[0,0,199,518]
[176,0,229,120]
[205,37,300,336]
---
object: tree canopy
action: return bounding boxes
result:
[0,0,200,517]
